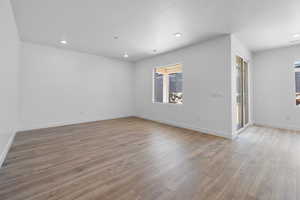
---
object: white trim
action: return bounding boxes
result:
[135,115,232,139]
[163,73,169,103]
[254,122,300,132]
[232,55,251,133]
[152,102,183,106]
[19,115,134,132]
[152,63,184,104]
[294,61,300,107]
[232,122,253,139]
[0,132,16,168]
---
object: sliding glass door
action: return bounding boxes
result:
[236,56,249,130]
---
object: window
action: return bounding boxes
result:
[295,61,300,106]
[153,64,183,104]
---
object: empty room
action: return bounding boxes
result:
[1,0,300,199]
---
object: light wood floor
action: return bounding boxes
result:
[0,117,300,200]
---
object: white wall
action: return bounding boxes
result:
[19,42,134,130]
[0,0,20,165]
[230,35,253,136]
[253,45,300,130]
[134,36,233,138]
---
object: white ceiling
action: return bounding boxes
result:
[11,0,300,61]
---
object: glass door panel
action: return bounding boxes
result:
[236,56,249,131]
[236,56,244,130]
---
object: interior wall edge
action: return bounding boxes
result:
[0,0,22,168]
[20,41,134,65]
[230,35,253,137]
[0,131,16,168]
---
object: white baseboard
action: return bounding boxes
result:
[254,122,300,132]
[19,115,134,132]
[135,115,232,139]
[0,132,16,168]
[232,122,254,139]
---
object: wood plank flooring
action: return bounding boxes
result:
[0,117,300,200]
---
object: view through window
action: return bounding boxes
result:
[295,61,300,106]
[153,64,183,104]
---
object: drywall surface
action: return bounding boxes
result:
[253,45,300,130]
[19,42,135,130]
[0,0,20,166]
[134,36,233,138]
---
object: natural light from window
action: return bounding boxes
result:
[295,61,300,106]
[153,64,183,104]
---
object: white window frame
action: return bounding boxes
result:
[295,65,300,107]
[152,63,183,105]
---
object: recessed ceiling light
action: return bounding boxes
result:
[60,40,67,44]
[113,36,119,39]
[174,32,182,37]
[293,33,300,38]
[153,49,157,53]
[123,53,129,58]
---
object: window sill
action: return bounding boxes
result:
[152,102,183,106]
